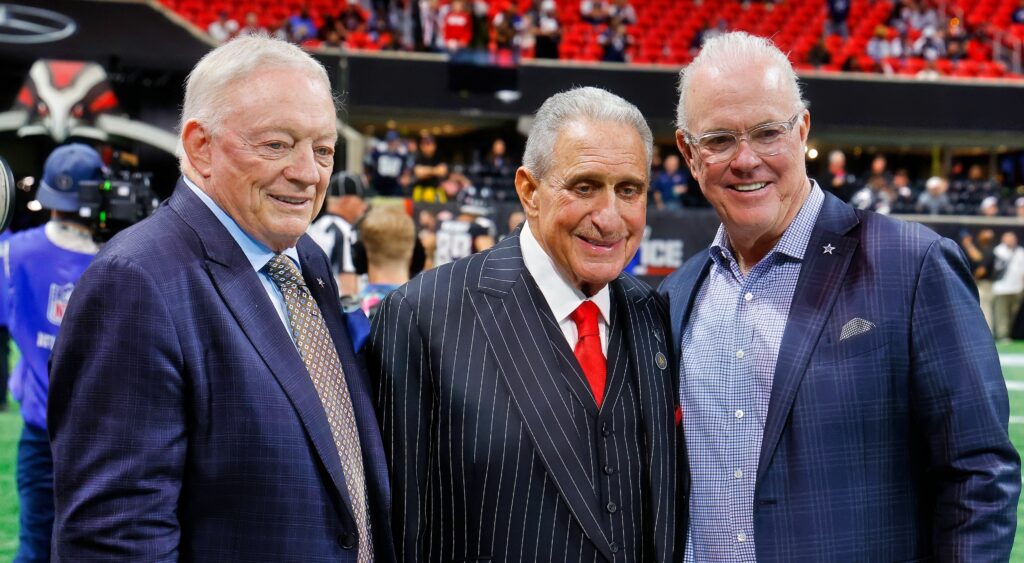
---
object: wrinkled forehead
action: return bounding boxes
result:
[685,61,797,130]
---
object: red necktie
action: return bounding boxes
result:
[570,300,606,407]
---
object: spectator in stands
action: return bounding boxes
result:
[237,11,266,36]
[992,230,1024,340]
[608,0,637,26]
[442,0,473,51]
[433,185,496,265]
[308,172,370,297]
[867,25,902,65]
[417,0,443,50]
[963,228,998,333]
[208,10,239,43]
[890,168,916,212]
[412,133,449,202]
[1014,0,1024,24]
[470,138,516,195]
[366,130,412,196]
[493,5,523,58]
[913,26,946,61]
[580,0,611,24]
[339,0,369,35]
[821,149,859,202]
[850,176,894,214]
[825,0,850,39]
[651,154,689,210]
[416,209,438,270]
[807,36,832,68]
[915,176,953,214]
[915,58,942,80]
[980,195,1001,217]
[271,17,293,42]
[389,0,417,50]
[860,153,892,187]
[287,9,317,43]
[532,0,561,58]
[356,207,416,318]
[599,20,634,62]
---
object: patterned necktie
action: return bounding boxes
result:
[265,254,373,562]
[570,300,606,407]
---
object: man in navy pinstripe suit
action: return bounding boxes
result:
[369,87,684,562]
[661,31,1020,561]
[47,37,395,562]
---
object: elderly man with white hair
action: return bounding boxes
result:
[369,86,683,563]
[660,31,1019,562]
[49,35,395,562]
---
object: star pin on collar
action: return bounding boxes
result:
[822,243,836,255]
[317,278,325,288]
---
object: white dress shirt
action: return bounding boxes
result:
[520,221,610,354]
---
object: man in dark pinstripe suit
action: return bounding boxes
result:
[369,87,684,563]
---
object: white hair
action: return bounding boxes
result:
[522,86,653,180]
[675,31,808,132]
[177,34,336,162]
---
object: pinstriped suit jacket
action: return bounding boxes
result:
[660,189,1021,561]
[368,231,684,563]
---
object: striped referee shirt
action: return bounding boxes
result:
[682,183,823,561]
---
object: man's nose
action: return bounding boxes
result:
[728,139,763,172]
[285,146,321,186]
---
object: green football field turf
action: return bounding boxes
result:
[3,343,1024,560]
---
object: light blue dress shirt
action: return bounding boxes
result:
[682,184,823,561]
[183,177,301,336]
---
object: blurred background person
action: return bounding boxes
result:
[433,185,496,266]
[992,230,1024,341]
[411,133,449,202]
[962,228,998,333]
[5,144,102,562]
[916,175,953,214]
[355,206,416,318]
[308,171,370,297]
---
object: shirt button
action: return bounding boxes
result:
[735,350,745,359]
[734,469,743,479]
[737,532,747,542]
[606,501,618,513]
[735,409,744,419]
[744,292,753,301]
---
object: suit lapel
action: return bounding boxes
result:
[468,235,616,562]
[168,182,357,524]
[756,192,860,484]
[668,250,713,357]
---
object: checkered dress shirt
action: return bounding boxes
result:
[682,185,823,561]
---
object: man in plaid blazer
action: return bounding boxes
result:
[661,31,1020,561]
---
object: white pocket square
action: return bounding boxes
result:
[839,318,876,341]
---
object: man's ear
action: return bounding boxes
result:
[514,166,541,219]
[181,119,213,178]
[675,130,697,175]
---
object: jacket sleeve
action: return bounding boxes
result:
[910,237,1021,560]
[48,254,186,562]
[367,289,434,563]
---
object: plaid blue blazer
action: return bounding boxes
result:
[48,181,396,562]
[660,188,1020,561]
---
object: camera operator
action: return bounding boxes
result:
[5,143,102,562]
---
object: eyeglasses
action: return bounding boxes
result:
[684,112,803,164]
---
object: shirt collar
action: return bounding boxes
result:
[709,179,824,268]
[183,175,301,272]
[520,221,611,326]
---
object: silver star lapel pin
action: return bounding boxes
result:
[823,243,836,255]
[317,278,325,288]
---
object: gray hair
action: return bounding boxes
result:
[177,34,336,161]
[522,86,653,180]
[675,31,808,132]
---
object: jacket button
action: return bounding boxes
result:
[337,532,356,549]
[603,464,616,475]
[610,541,619,553]
[606,501,618,513]
[601,424,612,437]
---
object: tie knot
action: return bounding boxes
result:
[265,254,303,288]
[570,300,601,338]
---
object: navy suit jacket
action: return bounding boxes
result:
[48,181,396,562]
[660,189,1020,561]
